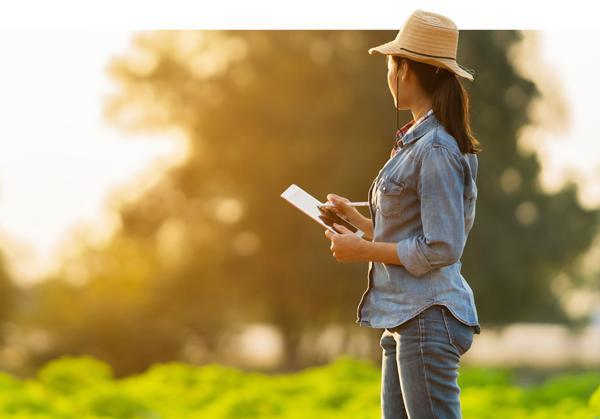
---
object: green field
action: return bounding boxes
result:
[0,356,599,418]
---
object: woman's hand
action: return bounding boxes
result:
[326,194,373,239]
[325,224,368,262]
[325,224,404,266]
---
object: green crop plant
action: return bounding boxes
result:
[0,356,597,418]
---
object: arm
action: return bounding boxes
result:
[324,229,401,264]
[395,146,466,276]
[325,147,466,272]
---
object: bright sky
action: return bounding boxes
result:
[534,31,600,209]
[0,32,187,284]
[0,28,598,284]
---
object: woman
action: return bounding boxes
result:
[324,10,481,419]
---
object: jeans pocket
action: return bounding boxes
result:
[441,308,474,356]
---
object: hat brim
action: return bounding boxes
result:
[369,41,474,81]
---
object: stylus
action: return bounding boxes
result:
[318,202,370,208]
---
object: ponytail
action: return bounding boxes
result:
[432,70,481,154]
[391,56,481,155]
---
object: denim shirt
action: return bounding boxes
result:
[357,115,481,334]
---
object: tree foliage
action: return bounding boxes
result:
[0,250,17,338]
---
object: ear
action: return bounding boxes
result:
[400,60,410,83]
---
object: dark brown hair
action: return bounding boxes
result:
[389,56,481,155]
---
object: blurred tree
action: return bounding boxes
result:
[24,237,182,375]
[456,31,598,324]
[28,30,598,375]
[0,250,16,330]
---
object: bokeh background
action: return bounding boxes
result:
[0,30,599,383]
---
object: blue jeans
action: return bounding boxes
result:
[380,305,475,419]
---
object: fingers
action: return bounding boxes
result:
[326,224,351,243]
[333,223,352,234]
[326,195,353,220]
[331,251,355,263]
[326,231,343,258]
[327,195,356,213]
[327,194,350,205]
[325,224,357,263]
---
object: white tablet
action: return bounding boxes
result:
[281,184,364,237]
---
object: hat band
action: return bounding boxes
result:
[397,47,455,61]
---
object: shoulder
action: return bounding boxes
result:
[414,124,463,163]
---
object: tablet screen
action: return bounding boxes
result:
[317,206,359,234]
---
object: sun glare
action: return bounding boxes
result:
[0,31,188,285]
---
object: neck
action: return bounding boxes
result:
[410,91,433,121]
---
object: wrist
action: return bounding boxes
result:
[360,240,373,261]
[360,214,371,229]
[359,215,374,239]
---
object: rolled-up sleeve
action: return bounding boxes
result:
[396,146,465,277]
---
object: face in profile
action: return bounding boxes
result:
[387,57,411,111]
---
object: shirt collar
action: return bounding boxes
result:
[391,110,438,158]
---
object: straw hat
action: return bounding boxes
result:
[369,9,474,81]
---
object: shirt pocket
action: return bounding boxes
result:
[375,176,404,219]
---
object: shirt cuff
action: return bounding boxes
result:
[397,236,432,277]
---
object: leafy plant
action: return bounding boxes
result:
[0,356,598,418]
